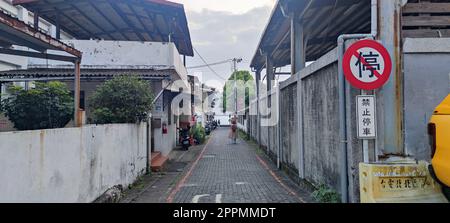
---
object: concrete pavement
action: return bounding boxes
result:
[121,127,313,203]
[166,128,312,203]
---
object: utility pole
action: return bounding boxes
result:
[232,58,242,115]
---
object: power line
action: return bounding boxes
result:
[187,59,232,69]
[193,47,227,81]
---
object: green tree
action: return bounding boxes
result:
[0,81,73,130]
[89,76,154,124]
[222,70,255,113]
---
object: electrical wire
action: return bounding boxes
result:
[186,59,232,69]
[192,47,227,81]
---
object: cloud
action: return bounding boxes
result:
[185,6,272,90]
[172,0,275,14]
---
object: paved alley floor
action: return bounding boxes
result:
[166,128,312,203]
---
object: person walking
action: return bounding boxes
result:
[229,115,238,144]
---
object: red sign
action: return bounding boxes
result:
[343,39,392,90]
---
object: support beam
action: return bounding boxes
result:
[55,10,60,40]
[0,11,82,58]
[91,3,129,40]
[71,3,115,40]
[255,69,262,153]
[291,17,306,76]
[108,0,146,41]
[0,30,47,52]
[274,72,291,76]
[0,48,78,62]
[291,15,307,179]
[74,60,82,127]
[266,55,274,96]
[378,0,403,155]
[33,11,39,30]
[266,55,274,155]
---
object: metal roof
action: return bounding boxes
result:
[0,68,175,79]
[0,10,81,58]
[251,0,371,70]
[12,0,194,56]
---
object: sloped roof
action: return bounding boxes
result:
[13,0,193,56]
[251,0,371,70]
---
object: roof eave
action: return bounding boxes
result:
[250,0,283,70]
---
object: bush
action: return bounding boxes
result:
[312,184,341,203]
[89,76,154,124]
[0,81,73,130]
[190,123,206,144]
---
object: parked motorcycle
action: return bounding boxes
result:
[205,125,211,135]
[181,135,191,151]
[179,128,191,151]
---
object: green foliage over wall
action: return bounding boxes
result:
[89,76,154,124]
[0,81,73,130]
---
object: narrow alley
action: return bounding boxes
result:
[123,128,312,204]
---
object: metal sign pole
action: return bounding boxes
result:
[362,90,369,163]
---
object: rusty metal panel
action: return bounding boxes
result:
[0,11,81,58]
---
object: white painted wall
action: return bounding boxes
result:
[0,123,148,203]
[216,114,231,126]
[28,40,188,82]
[154,123,177,157]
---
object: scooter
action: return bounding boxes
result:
[181,135,191,151]
[205,125,211,135]
[179,128,191,151]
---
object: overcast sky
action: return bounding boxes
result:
[171,0,276,90]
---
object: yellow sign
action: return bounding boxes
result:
[359,162,448,203]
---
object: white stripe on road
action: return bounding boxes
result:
[191,194,223,203]
[215,194,222,203]
[235,182,248,185]
[192,194,209,203]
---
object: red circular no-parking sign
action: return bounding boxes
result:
[343,39,392,90]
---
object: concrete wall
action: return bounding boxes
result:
[403,38,450,161]
[0,123,148,203]
[301,63,340,190]
[279,83,299,172]
[245,47,364,202]
[244,37,450,203]
[154,123,177,157]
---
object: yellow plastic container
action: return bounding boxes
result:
[359,162,448,203]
